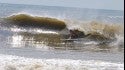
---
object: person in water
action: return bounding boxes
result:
[69,29,89,39]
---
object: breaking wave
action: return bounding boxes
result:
[2,13,124,35]
[0,13,124,52]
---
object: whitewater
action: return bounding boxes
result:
[0,54,123,70]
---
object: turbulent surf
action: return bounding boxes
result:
[0,3,124,70]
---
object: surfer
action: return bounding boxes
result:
[69,29,90,39]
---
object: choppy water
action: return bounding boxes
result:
[0,3,124,70]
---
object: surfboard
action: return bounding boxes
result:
[61,39,78,41]
[61,38,84,41]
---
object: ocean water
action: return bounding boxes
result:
[0,3,124,70]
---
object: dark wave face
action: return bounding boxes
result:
[4,14,66,30]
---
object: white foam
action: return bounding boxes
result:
[0,54,123,70]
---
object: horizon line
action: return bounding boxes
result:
[0,2,124,11]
